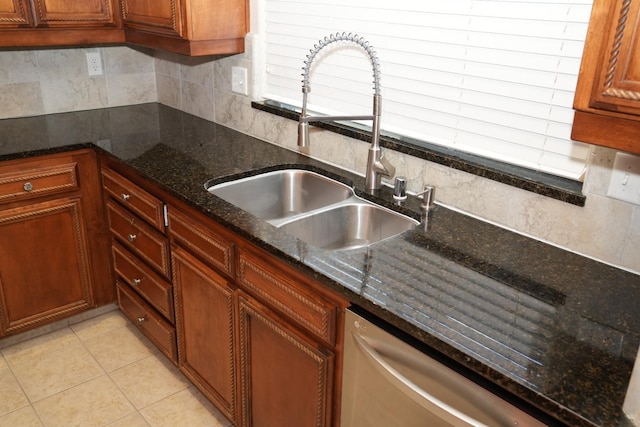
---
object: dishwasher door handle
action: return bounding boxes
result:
[352,331,485,427]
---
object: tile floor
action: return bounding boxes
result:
[0,308,232,427]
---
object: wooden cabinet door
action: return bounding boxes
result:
[172,245,237,423]
[0,197,94,336]
[121,0,181,37]
[0,0,32,27]
[237,293,334,427]
[572,0,640,153]
[579,0,640,115]
[31,0,117,27]
[120,0,247,56]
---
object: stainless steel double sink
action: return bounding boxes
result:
[207,169,418,251]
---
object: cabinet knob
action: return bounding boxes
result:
[121,193,131,201]
[133,278,141,286]
[137,316,145,325]
[128,234,137,243]
[23,182,33,192]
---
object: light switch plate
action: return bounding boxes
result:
[231,66,248,95]
[607,152,640,205]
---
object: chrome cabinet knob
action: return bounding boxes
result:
[23,182,33,192]
[121,193,130,201]
[137,316,145,325]
[133,278,141,286]
[128,234,137,242]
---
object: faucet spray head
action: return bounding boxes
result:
[298,121,309,148]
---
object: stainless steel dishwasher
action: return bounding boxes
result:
[341,308,550,427]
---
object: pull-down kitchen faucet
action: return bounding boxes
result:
[298,32,395,190]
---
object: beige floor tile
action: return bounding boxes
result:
[105,412,150,427]
[110,354,190,409]
[83,324,158,372]
[0,358,29,417]
[140,387,231,427]
[0,405,43,427]
[1,327,80,366]
[33,375,135,427]
[70,310,129,342]
[11,341,104,402]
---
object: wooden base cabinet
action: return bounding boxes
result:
[237,293,335,427]
[0,150,112,337]
[172,245,237,423]
[167,201,347,427]
[101,164,177,363]
[0,197,93,335]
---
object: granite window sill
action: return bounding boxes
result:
[252,100,586,207]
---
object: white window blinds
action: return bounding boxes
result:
[259,0,593,180]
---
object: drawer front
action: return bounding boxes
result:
[238,250,337,344]
[168,207,234,277]
[0,162,78,203]
[102,168,165,231]
[112,242,174,322]
[116,282,177,363]
[107,200,170,278]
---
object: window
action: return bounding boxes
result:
[257,0,593,180]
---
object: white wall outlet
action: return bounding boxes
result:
[86,52,103,76]
[607,152,640,205]
[231,66,248,95]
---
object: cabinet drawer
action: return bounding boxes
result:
[0,161,78,203]
[238,250,337,345]
[112,242,174,322]
[116,282,177,363]
[107,200,170,278]
[102,168,165,231]
[168,207,234,277]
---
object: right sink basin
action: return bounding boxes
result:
[278,202,419,251]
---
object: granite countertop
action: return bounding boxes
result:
[2,103,639,427]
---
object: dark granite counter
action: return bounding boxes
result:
[2,103,639,427]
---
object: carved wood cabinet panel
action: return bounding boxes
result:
[572,0,640,154]
[0,0,32,27]
[120,0,249,56]
[31,0,117,27]
[0,198,93,335]
[237,293,335,427]
[0,0,123,47]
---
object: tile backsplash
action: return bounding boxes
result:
[0,44,638,275]
[0,46,156,119]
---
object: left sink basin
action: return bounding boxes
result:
[207,169,353,221]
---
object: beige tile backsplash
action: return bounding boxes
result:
[0,46,156,118]
[0,44,638,275]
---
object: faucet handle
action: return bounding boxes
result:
[377,155,396,179]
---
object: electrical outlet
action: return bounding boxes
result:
[607,152,640,205]
[86,52,103,76]
[231,66,248,95]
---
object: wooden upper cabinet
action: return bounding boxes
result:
[31,0,118,27]
[0,0,32,27]
[0,0,123,47]
[120,0,249,56]
[120,0,181,37]
[572,0,640,154]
